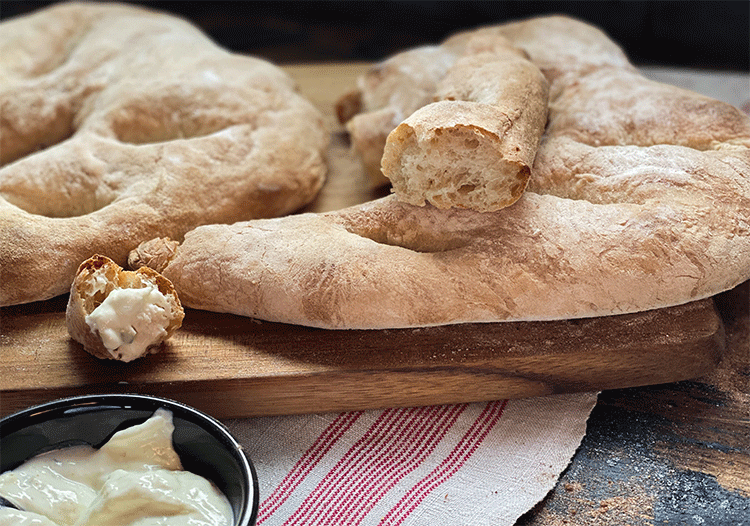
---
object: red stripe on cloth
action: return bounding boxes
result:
[282,404,467,526]
[282,407,417,525]
[378,399,508,526]
[307,407,421,525]
[257,411,363,524]
[320,405,466,526]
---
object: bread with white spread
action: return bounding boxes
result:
[66,255,184,361]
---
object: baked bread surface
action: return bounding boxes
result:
[131,15,749,329]
[0,2,328,306]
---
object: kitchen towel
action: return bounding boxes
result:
[226,391,598,525]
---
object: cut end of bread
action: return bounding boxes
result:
[66,255,184,362]
[382,102,531,212]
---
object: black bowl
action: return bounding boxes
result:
[0,393,259,526]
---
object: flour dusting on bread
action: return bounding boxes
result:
[128,15,750,329]
[0,2,328,306]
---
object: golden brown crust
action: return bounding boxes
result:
[133,15,750,329]
[336,16,635,186]
[0,2,328,306]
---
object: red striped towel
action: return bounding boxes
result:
[225,392,597,525]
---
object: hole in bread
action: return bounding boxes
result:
[464,137,480,149]
[1,22,97,167]
[0,157,118,218]
[349,225,470,253]
[108,89,251,145]
[341,209,471,253]
[0,101,77,166]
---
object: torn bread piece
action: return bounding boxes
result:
[66,255,184,361]
[382,35,549,212]
[337,16,631,188]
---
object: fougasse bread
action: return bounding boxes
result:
[0,2,328,306]
[132,15,750,329]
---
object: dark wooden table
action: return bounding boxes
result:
[517,281,749,526]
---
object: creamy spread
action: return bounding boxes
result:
[85,284,171,362]
[89,271,110,296]
[0,409,233,526]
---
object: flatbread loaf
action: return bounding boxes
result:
[130,15,750,329]
[0,2,328,306]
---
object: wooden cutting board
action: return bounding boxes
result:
[0,64,725,419]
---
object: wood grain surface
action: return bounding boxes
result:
[0,64,728,418]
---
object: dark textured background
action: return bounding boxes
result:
[3,1,749,70]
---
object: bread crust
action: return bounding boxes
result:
[131,15,750,330]
[0,2,328,306]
